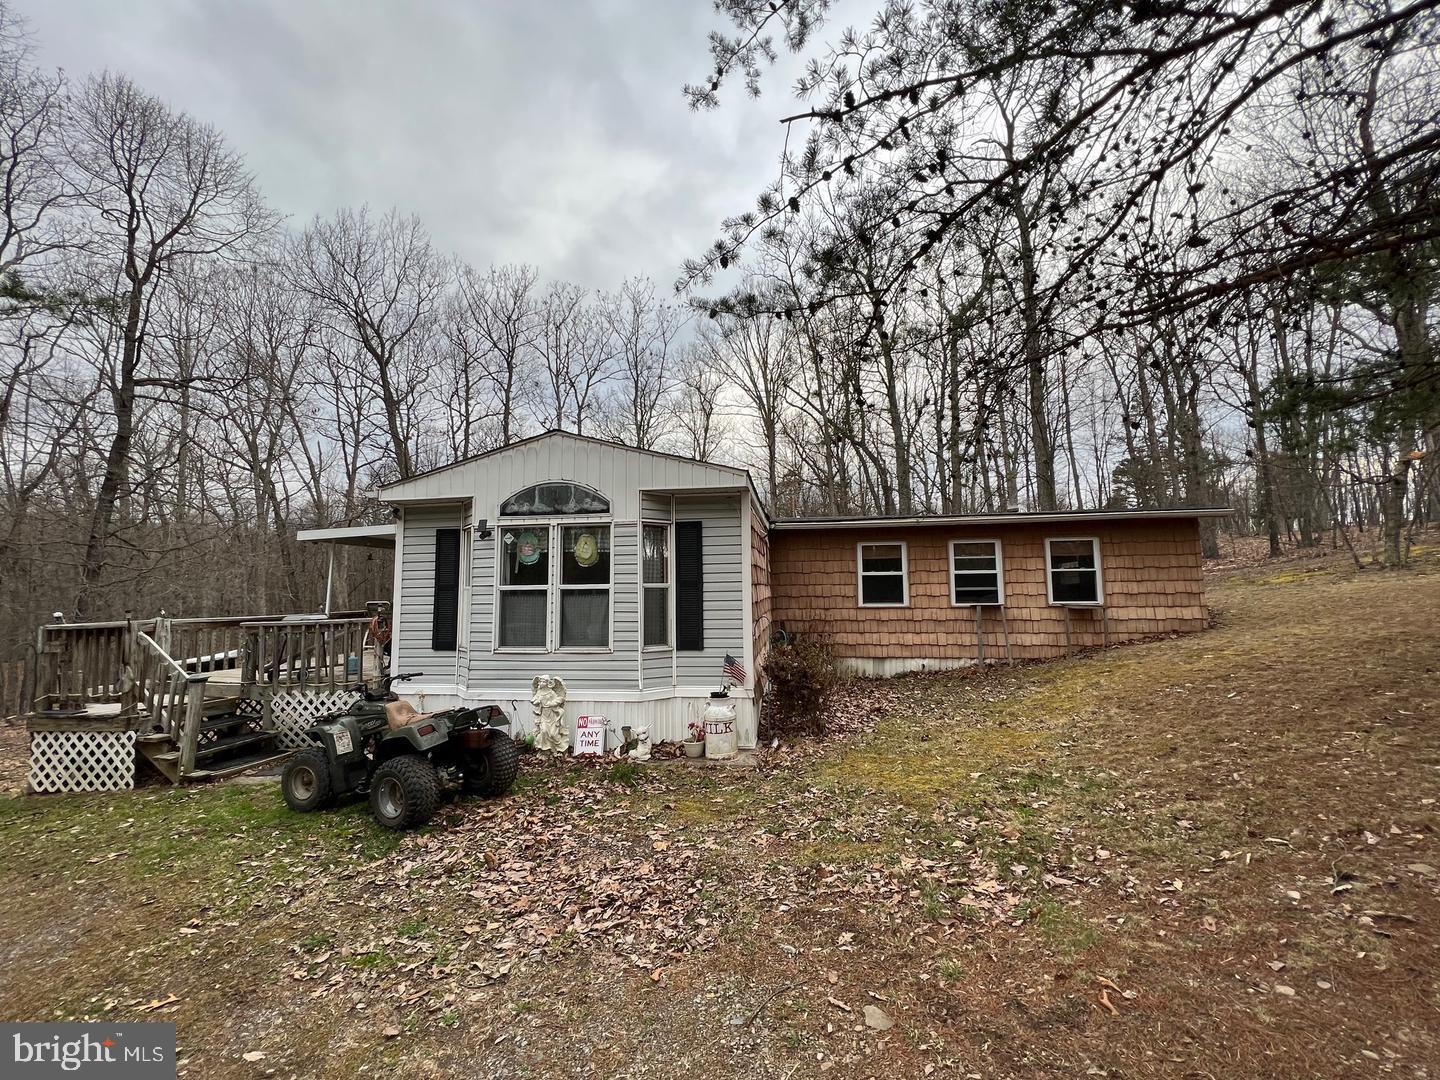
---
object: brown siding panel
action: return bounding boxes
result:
[767,519,1208,663]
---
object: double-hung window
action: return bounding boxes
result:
[950,540,1003,605]
[641,523,670,648]
[857,542,908,606]
[1046,537,1103,605]
[558,525,611,648]
[498,526,550,648]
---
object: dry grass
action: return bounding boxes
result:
[0,544,1437,1078]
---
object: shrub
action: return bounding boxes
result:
[761,635,839,738]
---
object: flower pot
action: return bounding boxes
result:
[682,739,705,759]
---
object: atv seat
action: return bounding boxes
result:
[384,700,441,731]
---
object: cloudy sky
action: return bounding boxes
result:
[16,0,857,291]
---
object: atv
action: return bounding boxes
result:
[281,672,520,829]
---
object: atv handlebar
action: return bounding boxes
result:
[357,671,425,701]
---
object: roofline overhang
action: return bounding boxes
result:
[295,524,398,548]
[770,507,1234,531]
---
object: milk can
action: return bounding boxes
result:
[702,690,737,760]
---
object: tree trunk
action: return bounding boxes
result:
[77,290,143,616]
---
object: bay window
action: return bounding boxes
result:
[495,520,613,650]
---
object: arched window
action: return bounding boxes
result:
[500,481,609,517]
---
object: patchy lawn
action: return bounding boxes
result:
[1,549,1437,1079]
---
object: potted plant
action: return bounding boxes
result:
[683,718,705,758]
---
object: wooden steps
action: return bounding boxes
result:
[135,699,290,784]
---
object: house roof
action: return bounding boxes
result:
[378,430,748,493]
[377,429,771,523]
[770,507,1234,530]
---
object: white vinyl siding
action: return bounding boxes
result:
[673,493,746,687]
[395,504,465,677]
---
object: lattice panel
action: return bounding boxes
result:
[28,730,136,794]
[269,689,361,749]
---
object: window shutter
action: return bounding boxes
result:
[431,528,461,652]
[675,520,704,652]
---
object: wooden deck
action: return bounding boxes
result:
[23,613,382,787]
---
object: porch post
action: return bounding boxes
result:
[324,542,336,615]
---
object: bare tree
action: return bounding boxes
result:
[599,276,686,448]
[0,2,69,280]
[700,309,795,499]
[291,207,449,480]
[449,261,539,448]
[65,71,270,613]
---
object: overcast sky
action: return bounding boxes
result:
[16,0,853,291]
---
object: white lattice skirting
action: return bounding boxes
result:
[270,689,361,749]
[28,730,137,794]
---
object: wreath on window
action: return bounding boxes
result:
[572,531,599,567]
[515,529,543,566]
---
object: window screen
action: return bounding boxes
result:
[642,523,670,648]
[498,526,549,648]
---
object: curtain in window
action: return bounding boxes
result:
[499,590,547,648]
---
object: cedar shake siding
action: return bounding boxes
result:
[750,504,772,694]
[767,518,1208,668]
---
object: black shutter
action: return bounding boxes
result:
[431,528,461,652]
[675,520,704,652]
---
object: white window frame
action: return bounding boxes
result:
[948,538,1005,607]
[1044,536,1104,606]
[555,522,614,653]
[494,519,555,653]
[856,540,909,608]
[457,523,473,663]
[640,520,672,652]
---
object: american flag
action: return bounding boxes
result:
[722,653,746,684]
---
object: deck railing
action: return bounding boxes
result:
[163,615,283,676]
[130,632,208,772]
[30,610,371,717]
[33,619,150,712]
[240,616,372,690]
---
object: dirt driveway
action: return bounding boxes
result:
[1,550,1437,1078]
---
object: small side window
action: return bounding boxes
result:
[857,542,908,606]
[642,523,670,648]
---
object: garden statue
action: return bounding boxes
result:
[628,726,652,762]
[531,674,568,753]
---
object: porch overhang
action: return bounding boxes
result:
[296,524,397,549]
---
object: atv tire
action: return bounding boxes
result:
[282,747,335,812]
[465,731,521,797]
[370,756,441,830]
